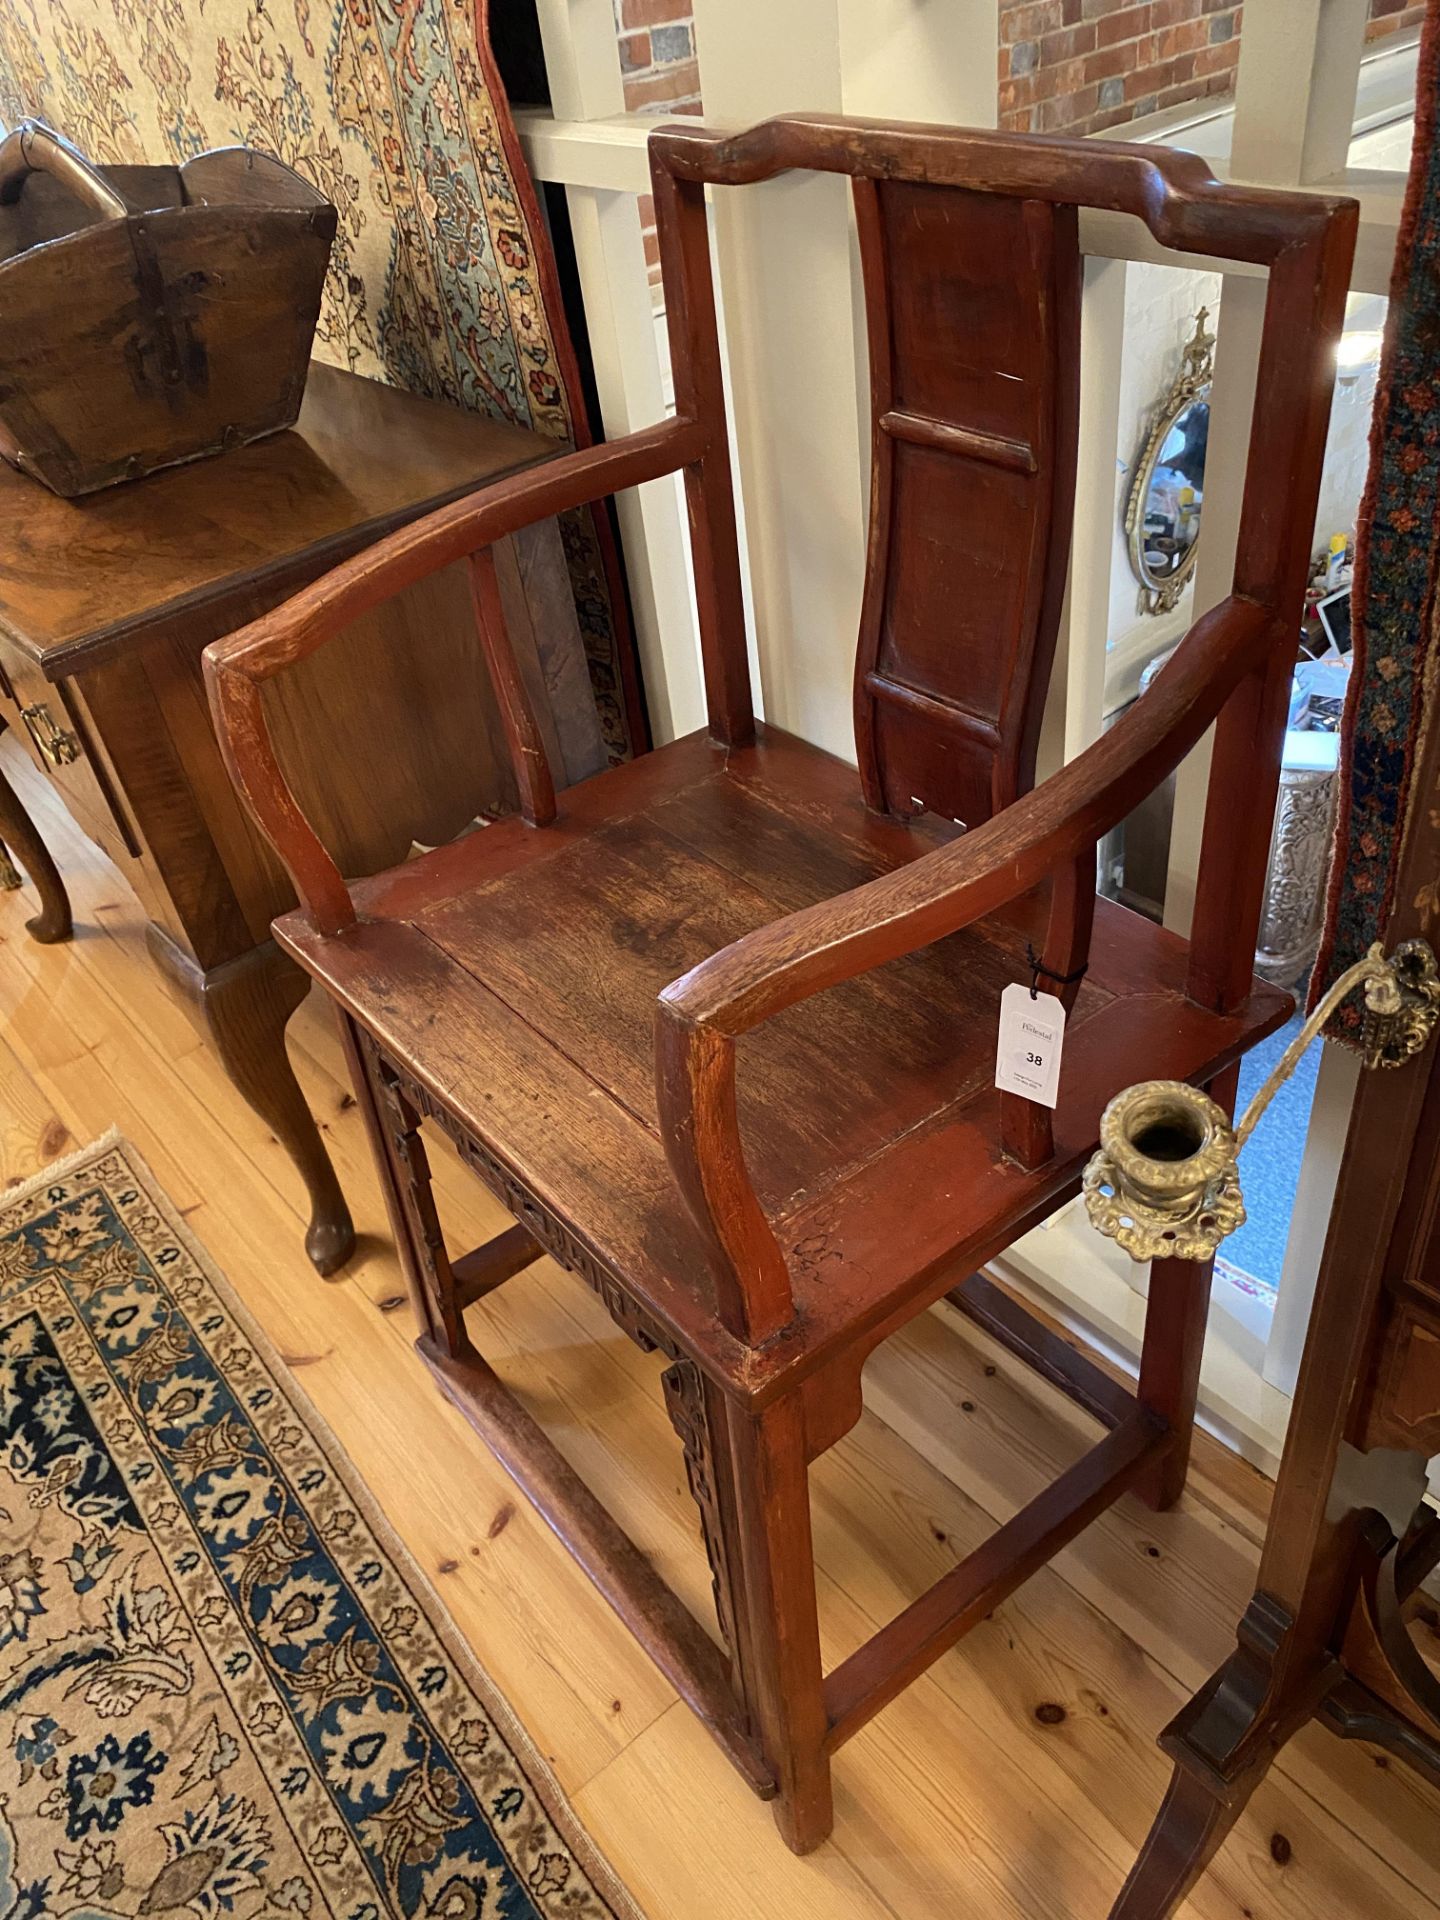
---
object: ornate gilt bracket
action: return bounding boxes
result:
[1084,940,1440,1263]
[1124,308,1215,617]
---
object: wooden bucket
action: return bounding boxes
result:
[0,122,337,496]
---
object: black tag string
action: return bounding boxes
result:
[1025,941,1089,1001]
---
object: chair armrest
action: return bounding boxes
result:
[653,593,1275,1344]
[662,594,1270,1035]
[203,417,707,935]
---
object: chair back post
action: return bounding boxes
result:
[1185,206,1358,1014]
[650,158,756,748]
[647,113,1356,847]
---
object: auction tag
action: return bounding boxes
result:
[994,983,1066,1110]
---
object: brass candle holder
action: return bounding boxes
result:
[1083,939,1440,1263]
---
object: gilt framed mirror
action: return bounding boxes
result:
[1125,309,1215,615]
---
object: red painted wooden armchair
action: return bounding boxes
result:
[205,117,1355,1852]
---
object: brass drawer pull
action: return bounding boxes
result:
[21,701,79,767]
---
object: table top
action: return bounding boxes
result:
[0,362,556,673]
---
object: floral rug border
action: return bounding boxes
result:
[0,1131,647,1920]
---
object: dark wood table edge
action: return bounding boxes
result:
[2,441,561,679]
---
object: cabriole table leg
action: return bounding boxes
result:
[147,925,355,1276]
[0,744,72,944]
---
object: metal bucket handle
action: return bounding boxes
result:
[0,121,127,220]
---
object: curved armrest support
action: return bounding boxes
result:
[204,417,707,935]
[654,594,1275,1343]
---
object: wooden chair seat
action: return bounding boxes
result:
[279,723,1289,1398]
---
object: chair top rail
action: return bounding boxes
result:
[650,113,1356,268]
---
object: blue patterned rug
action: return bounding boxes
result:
[0,1136,642,1920]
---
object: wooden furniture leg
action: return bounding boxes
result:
[1134,1254,1214,1511]
[371,1064,472,1359]
[1109,1505,1440,1920]
[1106,1601,1343,1920]
[1110,1762,1245,1919]
[1133,1060,1237,1511]
[147,925,354,1276]
[336,1007,421,1302]
[0,739,71,943]
[660,1361,752,1684]
[725,1394,833,1852]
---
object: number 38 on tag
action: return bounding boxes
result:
[994,983,1066,1110]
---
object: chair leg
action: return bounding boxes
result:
[662,1361,749,1679]
[1135,1255,1212,1511]
[370,1063,470,1359]
[724,1393,833,1852]
[1109,1761,1242,1919]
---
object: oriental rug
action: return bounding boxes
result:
[0,1135,643,1920]
[1315,0,1440,1029]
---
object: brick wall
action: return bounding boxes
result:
[999,0,1424,137]
[613,0,702,296]
[1366,0,1427,41]
[999,1,1242,137]
[615,0,702,112]
[615,0,1423,291]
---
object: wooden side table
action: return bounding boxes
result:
[0,363,588,1274]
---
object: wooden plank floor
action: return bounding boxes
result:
[3,733,1438,1920]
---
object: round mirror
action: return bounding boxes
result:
[1126,311,1215,615]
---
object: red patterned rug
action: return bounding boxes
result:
[1315,1,1440,1024]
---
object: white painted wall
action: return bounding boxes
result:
[687,0,999,761]
[533,0,708,745]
